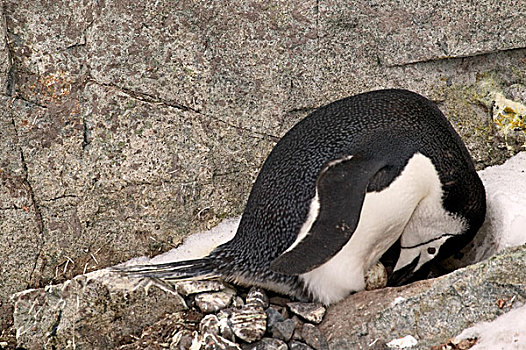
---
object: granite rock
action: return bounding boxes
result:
[301,323,328,350]
[230,305,267,343]
[289,341,314,350]
[269,319,295,342]
[246,287,270,309]
[287,303,326,325]
[265,307,285,329]
[246,337,288,350]
[13,270,187,349]
[200,314,220,335]
[177,280,226,296]
[194,289,235,314]
[9,245,526,349]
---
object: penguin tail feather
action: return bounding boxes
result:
[110,258,219,282]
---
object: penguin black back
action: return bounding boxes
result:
[225,89,483,271]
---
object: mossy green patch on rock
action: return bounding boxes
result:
[432,71,524,169]
[492,92,526,153]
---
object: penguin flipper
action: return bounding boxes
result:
[270,156,387,275]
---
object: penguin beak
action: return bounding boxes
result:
[387,255,419,286]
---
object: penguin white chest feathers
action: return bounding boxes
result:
[294,153,467,305]
[116,89,486,305]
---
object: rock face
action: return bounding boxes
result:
[2,0,526,309]
[9,149,526,348]
[11,151,526,348]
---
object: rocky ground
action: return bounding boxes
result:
[121,281,329,350]
[9,243,526,350]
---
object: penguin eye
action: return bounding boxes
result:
[427,247,437,255]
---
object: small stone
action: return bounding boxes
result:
[269,296,291,307]
[176,280,225,296]
[172,329,241,350]
[217,308,234,319]
[170,330,195,350]
[233,295,245,308]
[364,262,388,291]
[246,287,270,308]
[287,302,326,324]
[291,316,305,341]
[230,305,267,343]
[290,341,314,350]
[217,310,236,342]
[301,323,328,350]
[386,335,418,349]
[265,307,285,329]
[280,307,290,319]
[195,290,234,313]
[270,318,295,342]
[200,314,220,335]
[245,337,288,350]
[292,329,303,342]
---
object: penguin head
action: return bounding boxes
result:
[388,203,484,286]
[388,234,453,285]
[387,197,478,286]
[386,157,486,287]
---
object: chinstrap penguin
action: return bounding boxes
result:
[115,89,486,305]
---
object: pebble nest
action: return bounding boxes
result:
[119,280,328,350]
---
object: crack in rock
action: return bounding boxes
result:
[9,114,46,289]
[0,7,14,96]
[386,46,526,68]
[41,194,79,203]
[63,19,94,51]
[86,77,200,113]
[85,77,279,142]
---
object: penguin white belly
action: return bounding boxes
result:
[299,153,440,305]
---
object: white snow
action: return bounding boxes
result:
[448,152,526,350]
[454,303,526,350]
[386,335,418,349]
[149,217,240,264]
[473,152,526,261]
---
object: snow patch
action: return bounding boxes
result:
[454,303,526,350]
[150,217,240,264]
[386,335,418,348]
[473,152,526,261]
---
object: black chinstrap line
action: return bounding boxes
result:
[400,233,456,249]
